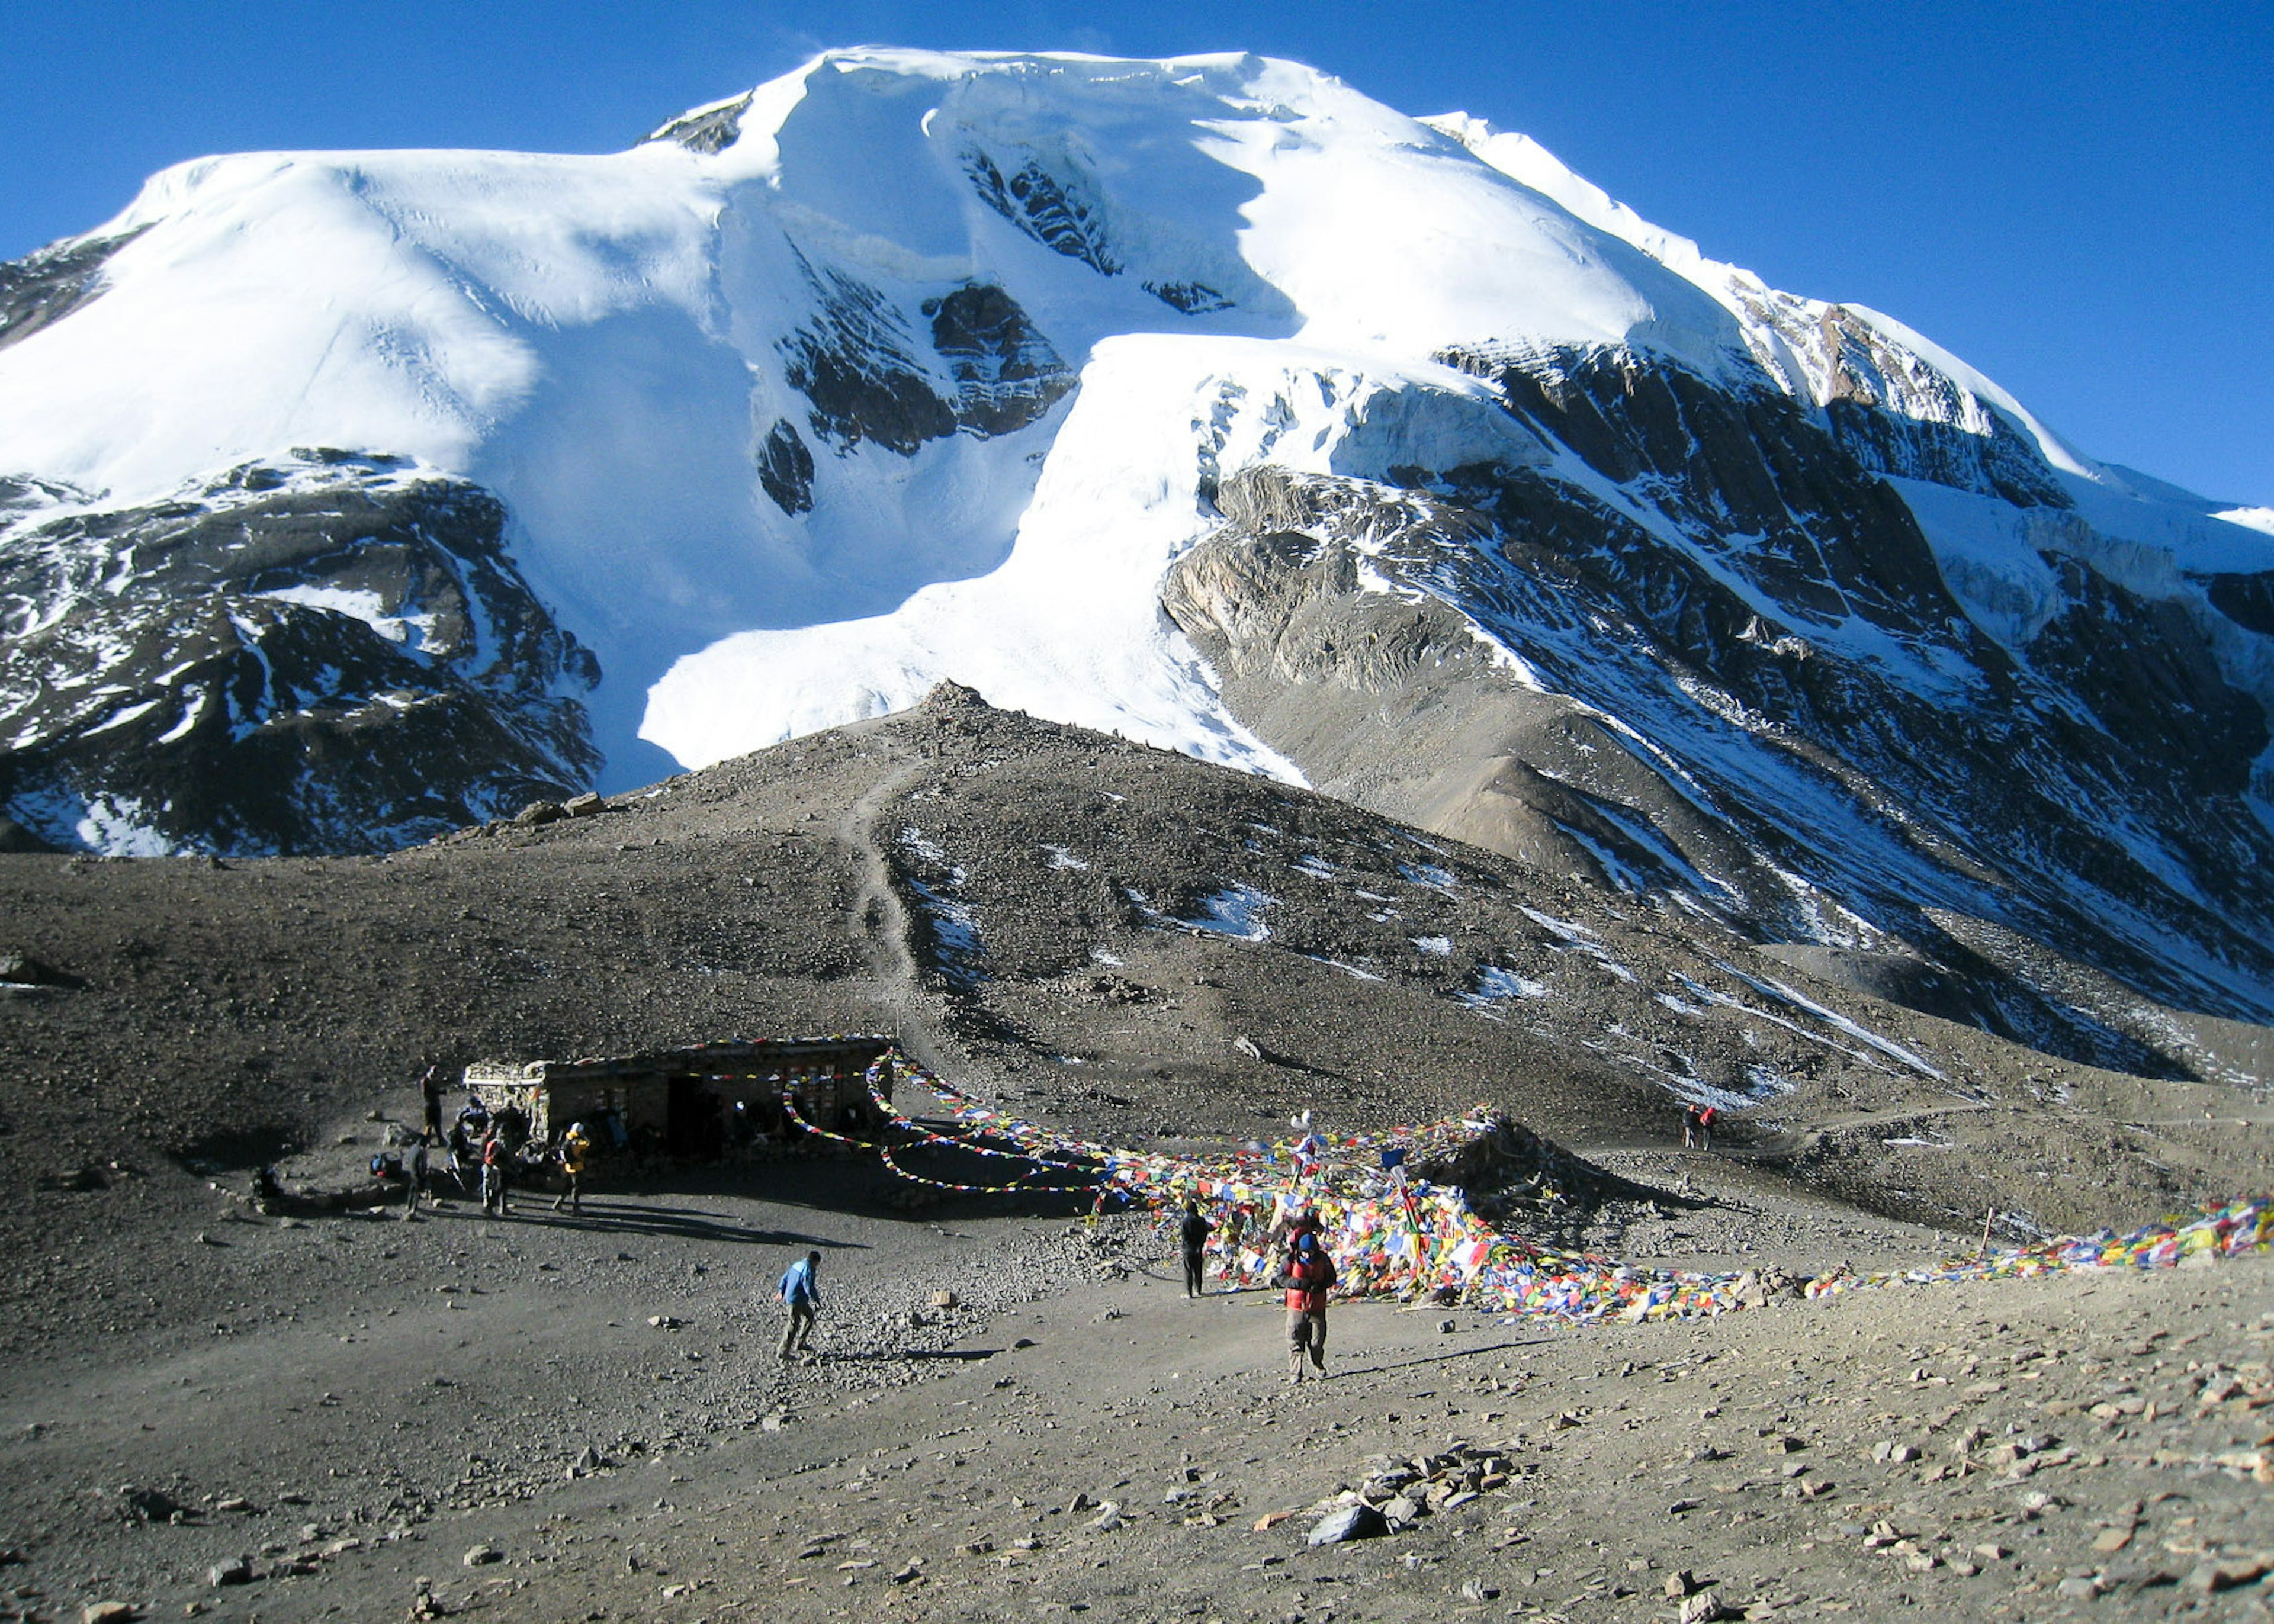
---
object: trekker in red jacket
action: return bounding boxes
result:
[1283,1232,1336,1382]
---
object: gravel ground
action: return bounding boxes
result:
[2,690,2269,1623]
[13,1188,2265,1623]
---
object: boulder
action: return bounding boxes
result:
[0,951,74,987]
[1306,1503,1388,1545]
[114,1485,180,1524]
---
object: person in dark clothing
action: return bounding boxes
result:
[445,1122,473,1195]
[1179,1201,1213,1298]
[1681,1104,1700,1149]
[403,1139,429,1220]
[420,1063,446,1143]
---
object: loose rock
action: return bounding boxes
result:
[1306,1503,1388,1545]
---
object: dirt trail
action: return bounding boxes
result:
[1575,1102,1989,1162]
[1730,1102,1994,1160]
[827,742,942,1073]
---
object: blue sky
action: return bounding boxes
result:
[7,1,2268,507]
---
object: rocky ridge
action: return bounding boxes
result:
[0,450,598,854]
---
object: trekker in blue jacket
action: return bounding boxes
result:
[776,1249,823,1361]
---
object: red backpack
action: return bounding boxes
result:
[1284,1248,1337,1311]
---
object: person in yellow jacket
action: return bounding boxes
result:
[553,1123,592,1214]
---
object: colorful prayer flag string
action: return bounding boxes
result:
[784,1054,2272,1325]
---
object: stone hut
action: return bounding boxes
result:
[461,1035,894,1160]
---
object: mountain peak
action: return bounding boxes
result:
[3,47,2270,1033]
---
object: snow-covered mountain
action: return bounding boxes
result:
[4,47,2273,1035]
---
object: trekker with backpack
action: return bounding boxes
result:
[1282,1231,1336,1382]
[553,1122,591,1214]
[480,1130,510,1217]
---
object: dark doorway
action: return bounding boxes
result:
[667,1078,717,1160]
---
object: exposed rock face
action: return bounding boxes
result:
[1727,298,2074,509]
[1825,396,2070,509]
[1165,347,2274,1034]
[643,92,756,155]
[1144,279,1236,314]
[2202,570,2274,638]
[0,451,599,854]
[783,260,959,455]
[783,266,1072,456]
[957,136,1266,316]
[923,284,1075,438]
[963,146,1120,275]
[0,230,143,353]
[756,419,817,516]
[1457,344,1968,632]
